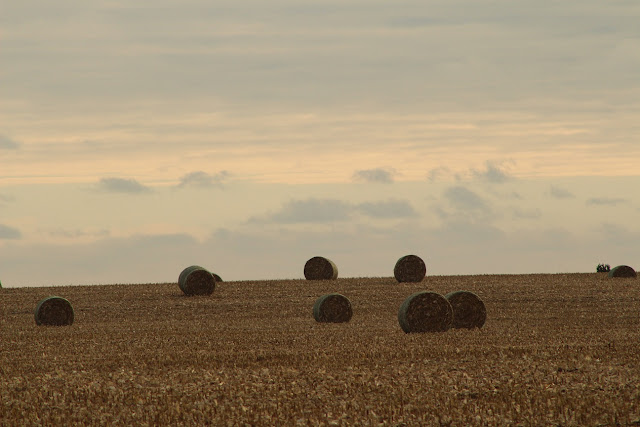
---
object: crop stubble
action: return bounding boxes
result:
[1,273,639,425]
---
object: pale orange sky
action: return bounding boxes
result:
[2,107,639,185]
[1,0,639,286]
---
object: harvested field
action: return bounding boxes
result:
[1,273,640,425]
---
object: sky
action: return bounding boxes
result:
[1,1,639,286]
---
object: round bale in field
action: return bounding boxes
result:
[304,256,338,280]
[608,265,637,278]
[394,254,426,283]
[398,291,452,333]
[178,265,217,296]
[313,293,352,323]
[34,296,74,326]
[445,291,487,329]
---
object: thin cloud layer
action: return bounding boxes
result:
[427,166,452,182]
[95,177,152,194]
[45,228,110,239]
[1,0,638,188]
[177,171,229,188]
[0,194,16,204]
[434,185,495,224]
[251,197,419,224]
[511,207,542,220]
[355,199,417,219]
[549,185,575,199]
[0,224,21,239]
[1,175,639,286]
[443,186,491,213]
[596,222,640,244]
[352,168,397,184]
[586,197,629,206]
[471,161,513,184]
[4,1,638,112]
[0,134,20,149]
[252,198,352,224]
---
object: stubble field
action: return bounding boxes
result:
[1,273,639,425]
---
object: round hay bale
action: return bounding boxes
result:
[34,296,74,326]
[313,293,353,323]
[304,256,338,280]
[178,265,216,296]
[397,291,452,333]
[394,254,426,283]
[445,291,487,329]
[608,265,637,278]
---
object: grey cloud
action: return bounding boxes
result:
[434,186,495,224]
[355,199,418,219]
[431,206,450,221]
[388,16,444,28]
[511,207,542,220]
[0,194,16,204]
[210,221,628,277]
[486,188,523,200]
[129,233,198,247]
[435,220,506,243]
[0,224,22,239]
[471,161,513,183]
[598,222,630,236]
[549,185,575,199]
[443,186,490,212]
[46,228,111,239]
[595,223,640,247]
[3,0,639,116]
[250,197,419,224]
[427,166,451,182]
[0,232,200,286]
[95,177,152,194]
[586,197,628,206]
[507,227,576,252]
[0,134,20,149]
[250,198,352,224]
[1,217,639,286]
[177,170,230,188]
[352,168,397,184]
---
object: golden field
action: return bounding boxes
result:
[1,273,639,426]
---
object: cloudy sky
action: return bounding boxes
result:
[1,1,639,286]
